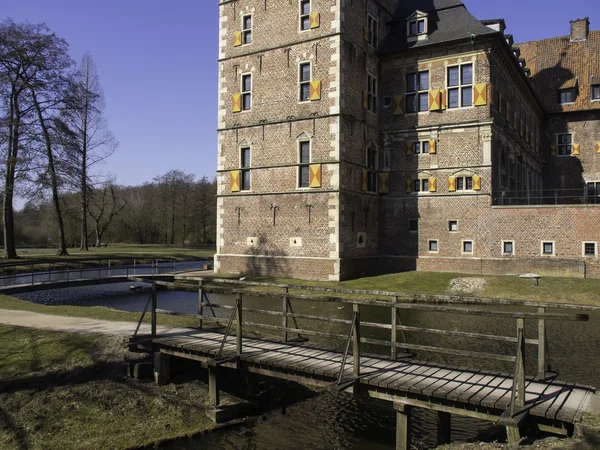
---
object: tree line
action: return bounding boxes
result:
[0,19,216,256]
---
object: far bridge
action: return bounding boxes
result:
[129,278,598,450]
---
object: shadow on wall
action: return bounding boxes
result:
[244,233,291,279]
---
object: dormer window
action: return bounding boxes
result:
[558,88,576,104]
[409,19,426,36]
[406,11,428,41]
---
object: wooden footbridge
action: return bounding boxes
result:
[129,278,597,449]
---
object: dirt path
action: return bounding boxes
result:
[0,308,187,336]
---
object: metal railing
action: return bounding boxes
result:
[493,188,600,206]
[140,278,590,420]
[0,257,177,288]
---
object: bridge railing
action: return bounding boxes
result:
[0,258,177,287]
[140,278,590,419]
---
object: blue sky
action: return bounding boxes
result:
[2,0,598,187]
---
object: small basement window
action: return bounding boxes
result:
[462,241,473,254]
[408,219,418,233]
[592,85,600,101]
[503,241,514,256]
[428,240,438,253]
[583,242,597,257]
[448,221,458,232]
[542,241,554,256]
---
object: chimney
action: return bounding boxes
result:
[570,17,589,42]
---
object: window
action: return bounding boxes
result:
[300,0,311,31]
[242,15,252,44]
[408,219,418,233]
[558,88,575,104]
[456,176,473,191]
[383,97,391,107]
[583,242,597,257]
[592,85,600,101]
[299,141,311,188]
[366,14,378,47]
[299,62,311,102]
[462,241,473,254]
[448,221,458,232]
[408,18,426,36]
[241,74,252,111]
[542,241,554,256]
[557,134,572,156]
[241,147,251,190]
[406,71,429,113]
[366,73,378,113]
[428,240,438,253]
[448,64,473,108]
[412,140,430,155]
[413,179,429,192]
[502,241,514,256]
[586,182,600,204]
[366,147,378,192]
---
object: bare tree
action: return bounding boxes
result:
[88,184,126,247]
[58,52,117,251]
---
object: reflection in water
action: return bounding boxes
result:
[14,284,600,449]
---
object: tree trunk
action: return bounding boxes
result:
[3,87,19,259]
[170,192,175,246]
[30,89,69,256]
[95,222,102,248]
[80,68,90,251]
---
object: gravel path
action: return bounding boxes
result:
[0,309,188,336]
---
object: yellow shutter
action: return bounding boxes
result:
[551,145,557,156]
[596,142,600,153]
[472,175,482,191]
[363,90,369,109]
[448,176,456,192]
[428,177,437,192]
[310,12,320,29]
[232,94,242,113]
[378,173,390,194]
[230,170,241,192]
[364,26,370,41]
[440,89,447,110]
[474,83,488,106]
[361,169,368,191]
[309,164,322,188]
[572,144,580,156]
[310,80,321,101]
[429,89,441,111]
[490,84,495,106]
[405,142,414,156]
[392,95,404,115]
[233,32,243,47]
[406,180,413,193]
[429,139,437,154]
[520,120,525,137]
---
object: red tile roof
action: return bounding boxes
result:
[517,30,600,114]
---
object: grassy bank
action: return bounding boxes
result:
[5,244,216,264]
[0,325,217,450]
[211,272,600,307]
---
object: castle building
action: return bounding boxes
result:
[215,0,600,281]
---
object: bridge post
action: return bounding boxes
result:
[353,303,360,393]
[394,403,412,450]
[437,411,451,445]
[153,352,171,385]
[151,283,157,338]
[198,280,204,329]
[282,287,289,343]
[208,366,220,408]
[538,307,550,379]
[391,297,398,360]
[236,293,243,355]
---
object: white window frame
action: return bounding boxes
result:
[407,17,427,37]
[558,88,576,105]
[406,71,429,114]
[241,73,252,111]
[447,63,474,109]
[366,73,378,114]
[582,242,597,258]
[412,178,430,194]
[299,0,311,32]
[366,14,378,48]
[411,140,430,156]
[456,176,474,191]
[428,240,439,254]
[502,240,515,256]
[461,240,474,255]
[541,241,555,257]
[591,84,600,102]
[242,14,253,45]
[408,219,418,233]
[240,146,251,191]
[298,139,311,189]
[448,220,458,232]
[299,61,312,103]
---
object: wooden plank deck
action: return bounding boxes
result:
[151,328,594,424]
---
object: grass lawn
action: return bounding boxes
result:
[0,325,216,450]
[6,244,216,263]
[211,271,600,307]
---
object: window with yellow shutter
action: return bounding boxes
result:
[242,15,252,44]
[300,0,311,31]
[299,62,311,102]
[299,141,311,188]
[241,74,252,111]
[448,64,473,108]
[406,71,429,113]
[366,14,378,47]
